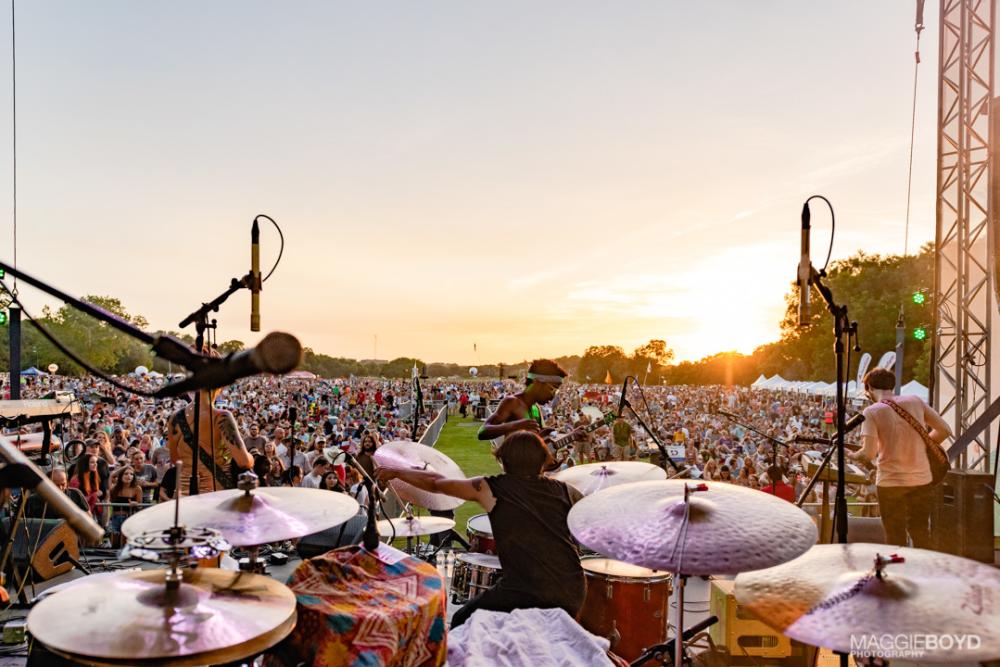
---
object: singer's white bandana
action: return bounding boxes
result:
[526,372,564,385]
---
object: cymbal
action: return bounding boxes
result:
[735,543,1000,662]
[377,515,456,538]
[373,440,466,510]
[122,487,359,547]
[28,568,296,667]
[554,461,666,496]
[568,480,816,575]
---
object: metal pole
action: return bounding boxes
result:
[8,305,20,400]
[895,307,905,395]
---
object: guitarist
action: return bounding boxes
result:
[168,387,254,495]
[479,359,580,450]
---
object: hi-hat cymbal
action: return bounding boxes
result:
[568,480,817,575]
[377,515,456,538]
[554,461,666,496]
[28,568,296,667]
[373,440,465,510]
[122,487,359,547]
[735,543,1000,663]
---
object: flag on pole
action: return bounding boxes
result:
[473,342,477,352]
[604,370,613,384]
[646,361,652,374]
[412,363,419,379]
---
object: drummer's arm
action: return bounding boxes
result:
[376,468,496,511]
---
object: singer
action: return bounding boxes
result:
[376,430,585,628]
[167,385,255,495]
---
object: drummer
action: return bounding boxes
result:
[376,430,586,628]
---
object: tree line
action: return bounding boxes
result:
[0,246,932,385]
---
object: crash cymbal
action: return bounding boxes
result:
[28,568,296,667]
[373,440,465,510]
[122,486,359,547]
[568,480,816,575]
[377,515,456,538]
[553,461,666,496]
[734,543,1000,663]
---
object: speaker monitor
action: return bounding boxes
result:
[6,518,80,581]
[932,469,994,563]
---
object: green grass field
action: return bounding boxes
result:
[433,414,501,538]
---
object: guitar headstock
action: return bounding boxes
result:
[601,412,617,426]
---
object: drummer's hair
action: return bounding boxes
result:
[494,431,553,477]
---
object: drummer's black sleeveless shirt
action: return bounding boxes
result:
[485,474,585,613]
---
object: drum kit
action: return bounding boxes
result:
[27,464,360,666]
[22,440,1000,667]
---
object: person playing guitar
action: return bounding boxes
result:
[478,359,586,452]
[167,352,255,495]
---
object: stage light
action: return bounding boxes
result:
[0,311,7,326]
[913,326,927,341]
[912,291,926,305]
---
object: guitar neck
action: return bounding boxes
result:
[551,416,610,449]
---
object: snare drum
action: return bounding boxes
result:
[467,514,496,554]
[450,553,502,604]
[578,556,672,662]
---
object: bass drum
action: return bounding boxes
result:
[450,553,502,604]
[466,514,496,554]
[578,556,672,662]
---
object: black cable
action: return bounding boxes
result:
[0,282,159,398]
[255,214,284,282]
[804,195,836,272]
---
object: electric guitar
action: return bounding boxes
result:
[545,412,617,452]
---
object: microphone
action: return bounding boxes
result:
[155,331,302,398]
[617,376,630,417]
[251,219,261,332]
[0,438,104,545]
[798,202,811,326]
[844,412,865,433]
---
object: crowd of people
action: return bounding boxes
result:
[5,370,873,540]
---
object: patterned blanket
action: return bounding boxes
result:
[265,544,446,666]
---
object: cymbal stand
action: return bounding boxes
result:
[670,482,707,667]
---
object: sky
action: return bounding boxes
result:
[0,2,941,365]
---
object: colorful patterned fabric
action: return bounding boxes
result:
[265,545,446,667]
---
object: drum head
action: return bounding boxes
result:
[581,556,668,580]
[457,552,501,568]
[467,513,492,535]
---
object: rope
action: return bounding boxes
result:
[904,0,925,256]
[9,0,16,294]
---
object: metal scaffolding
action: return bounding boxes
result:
[933,0,995,471]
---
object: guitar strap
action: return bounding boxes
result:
[172,410,231,491]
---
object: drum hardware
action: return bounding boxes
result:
[27,461,298,666]
[734,543,1000,663]
[450,552,503,604]
[122,471,359,547]
[373,440,466,510]
[630,615,719,667]
[553,461,666,496]
[570,480,817,667]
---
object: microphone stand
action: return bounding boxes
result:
[806,267,858,550]
[176,273,255,496]
[411,376,423,441]
[715,409,790,495]
[618,377,685,475]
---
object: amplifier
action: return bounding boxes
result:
[709,579,791,659]
[932,470,995,563]
[5,518,80,581]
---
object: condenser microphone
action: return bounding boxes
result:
[251,219,261,332]
[797,202,811,326]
